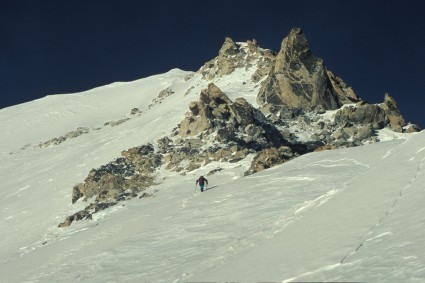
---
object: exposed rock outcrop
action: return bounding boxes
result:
[37,127,92,148]
[58,201,117,228]
[61,143,163,227]
[71,144,161,204]
[178,83,288,149]
[335,103,387,128]
[199,37,276,82]
[257,27,359,111]
[334,94,408,133]
[327,70,358,104]
[246,146,294,175]
[148,87,175,109]
[176,84,306,176]
[381,93,406,132]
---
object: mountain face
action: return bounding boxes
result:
[1,27,424,282]
[53,28,420,227]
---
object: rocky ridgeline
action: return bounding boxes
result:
[59,27,420,227]
[199,37,276,83]
[256,28,417,147]
[261,93,416,150]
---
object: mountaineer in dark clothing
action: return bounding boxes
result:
[196,176,208,192]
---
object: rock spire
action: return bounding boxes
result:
[258,27,359,111]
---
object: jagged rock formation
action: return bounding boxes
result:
[176,83,305,175]
[381,93,406,132]
[71,144,161,203]
[199,37,276,83]
[60,27,420,227]
[258,27,359,112]
[334,94,408,133]
[59,144,162,227]
[178,83,289,148]
[327,71,358,104]
[255,27,417,138]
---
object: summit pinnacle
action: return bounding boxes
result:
[258,27,359,111]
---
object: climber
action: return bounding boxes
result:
[196,176,208,192]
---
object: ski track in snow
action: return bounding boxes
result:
[287,132,425,283]
[340,139,425,265]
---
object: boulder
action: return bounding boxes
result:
[130,108,142,115]
[179,115,212,138]
[58,209,92,228]
[229,98,254,125]
[216,127,235,142]
[355,126,373,141]
[335,104,387,127]
[246,146,294,175]
[200,83,232,106]
[405,124,422,133]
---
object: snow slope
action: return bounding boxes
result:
[0,68,424,283]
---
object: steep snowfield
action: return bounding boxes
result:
[0,69,424,283]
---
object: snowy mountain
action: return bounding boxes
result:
[1,28,424,282]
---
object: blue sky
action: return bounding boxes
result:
[1,0,424,127]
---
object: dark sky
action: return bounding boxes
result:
[1,0,424,127]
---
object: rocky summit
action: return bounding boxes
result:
[258,27,359,111]
[59,27,420,227]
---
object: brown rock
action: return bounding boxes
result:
[314,145,336,152]
[179,84,233,138]
[381,93,405,132]
[258,27,358,111]
[247,146,294,175]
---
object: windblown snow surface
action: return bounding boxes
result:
[1,69,424,282]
